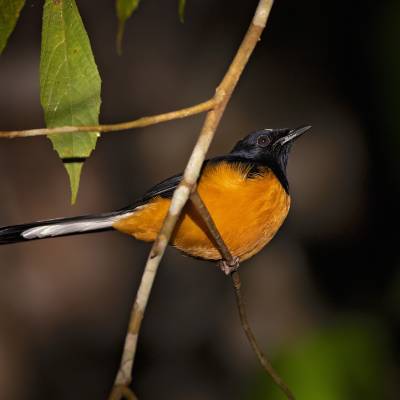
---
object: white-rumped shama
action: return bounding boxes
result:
[0,126,311,268]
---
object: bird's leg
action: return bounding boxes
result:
[217,256,240,275]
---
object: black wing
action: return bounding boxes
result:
[118,172,183,213]
[141,172,183,202]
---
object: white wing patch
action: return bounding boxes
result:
[22,213,133,239]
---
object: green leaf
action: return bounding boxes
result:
[0,0,26,54]
[40,0,101,204]
[178,0,186,23]
[115,0,140,54]
[248,319,391,400]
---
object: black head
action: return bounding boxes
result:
[229,126,311,192]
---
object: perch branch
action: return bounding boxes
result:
[189,189,238,268]
[0,99,215,139]
[190,190,295,400]
[109,0,275,399]
[108,385,137,400]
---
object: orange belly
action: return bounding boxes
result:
[113,162,290,261]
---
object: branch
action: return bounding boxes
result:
[0,99,215,139]
[108,385,137,400]
[231,272,295,400]
[190,190,295,400]
[189,190,237,267]
[109,0,275,399]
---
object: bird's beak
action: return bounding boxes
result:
[275,125,312,147]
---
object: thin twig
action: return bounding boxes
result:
[108,1,275,399]
[189,189,235,264]
[190,189,295,400]
[231,271,295,400]
[0,99,215,139]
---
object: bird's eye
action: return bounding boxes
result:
[257,135,269,147]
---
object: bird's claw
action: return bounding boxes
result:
[217,257,240,275]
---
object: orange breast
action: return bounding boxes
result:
[113,162,290,261]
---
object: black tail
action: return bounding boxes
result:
[0,211,127,245]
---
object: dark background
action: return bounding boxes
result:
[0,1,399,399]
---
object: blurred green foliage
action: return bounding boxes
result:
[179,0,186,23]
[248,319,392,400]
[0,0,25,54]
[115,0,140,54]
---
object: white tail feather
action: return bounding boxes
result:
[22,213,132,239]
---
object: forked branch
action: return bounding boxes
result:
[190,190,295,400]
[108,1,277,400]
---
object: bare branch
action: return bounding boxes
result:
[189,189,234,263]
[0,99,215,139]
[231,271,295,400]
[108,1,276,399]
[108,385,137,400]
[190,189,295,400]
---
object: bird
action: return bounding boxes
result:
[0,126,310,272]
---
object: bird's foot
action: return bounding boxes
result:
[217,257,240,275]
